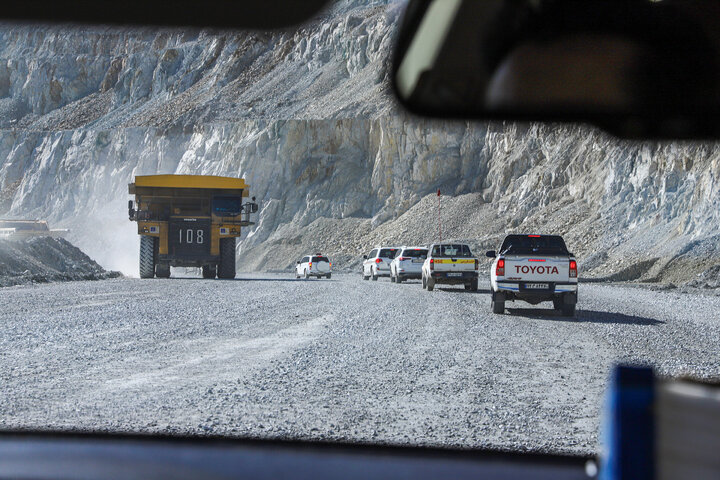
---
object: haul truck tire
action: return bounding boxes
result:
[139,236,156,279]
[202,265,216,279]
[217,237,236,279]
[156,263,170,278]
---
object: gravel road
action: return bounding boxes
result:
[1,274,719,455]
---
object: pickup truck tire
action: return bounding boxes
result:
[464,279,478,292]
[156,263,170,278]
[362,271,369,280]
[202,265,216,279]
[139,236,156,279]
[426,277,435,291]
[561,304,576,317]
[492,292,505,314]
[422,275,427,289]
[217,238,236,279]
[372,269,378,281]
[553,298,563,310]
[397,275,403,284]
[326,273,332,279]
[304,270,310,279]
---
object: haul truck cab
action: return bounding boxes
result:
[128,174,258,279]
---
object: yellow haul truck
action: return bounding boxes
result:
[128,174,258,279]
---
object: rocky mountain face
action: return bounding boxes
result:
[0,0,718,286]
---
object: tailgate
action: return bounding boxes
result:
[504,256,569,281]
[434,258,475,272]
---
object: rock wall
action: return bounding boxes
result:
[0,1,718,283]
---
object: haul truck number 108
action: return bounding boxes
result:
[128,174,259,279]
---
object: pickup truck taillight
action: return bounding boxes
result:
[496,259,505,276]
[475,259,479,270]
[309,262,312,269]
[429,259,434,271]
[398,257,410,261]
[569,260,577,278]
[375,258,382,264]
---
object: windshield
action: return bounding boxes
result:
[1,0,718,466]
[379,248,398,259]
[500,235,569,256]
[431,244,473,257]
[400,249,427,258]
[212,196,243,216]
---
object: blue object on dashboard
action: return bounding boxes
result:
[599,365,655,480]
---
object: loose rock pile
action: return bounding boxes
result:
[0,236,121,287]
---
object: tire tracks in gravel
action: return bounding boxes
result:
[1,275,718,456]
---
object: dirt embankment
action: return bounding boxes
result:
[0,236,121,287]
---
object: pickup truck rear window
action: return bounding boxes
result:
[312,256,329,263]
[379,249,398,258]
[500,235,569,255]
[431,244,473,257]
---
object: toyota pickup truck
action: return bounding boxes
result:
[422,243,479,291]
[487,234,578,316]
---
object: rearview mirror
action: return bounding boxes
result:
[393,0,720,139]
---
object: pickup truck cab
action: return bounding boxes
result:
[487,234,578,316]
[296,254,332,279]
[422,243,479,291]
[362,247,399,281]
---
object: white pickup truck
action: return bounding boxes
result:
[422,243,479,291]
[487,234,578,316]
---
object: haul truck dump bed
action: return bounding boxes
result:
[128,175,258,279]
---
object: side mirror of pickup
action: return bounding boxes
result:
[296,261,300,264]
[128,200,135,220]
[486,250,496,258]
[362,255,367,259]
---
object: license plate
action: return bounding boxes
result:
[447,272,462,277]
[525,283,549,289]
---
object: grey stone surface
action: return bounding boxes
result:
[1,274,718,455]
